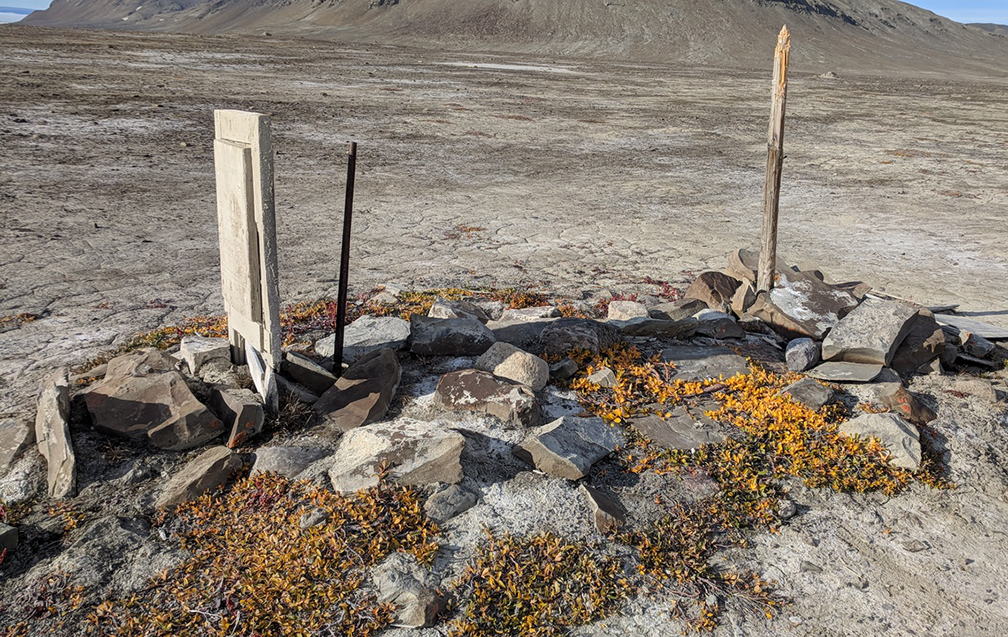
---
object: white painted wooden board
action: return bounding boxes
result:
[213,139,262,322]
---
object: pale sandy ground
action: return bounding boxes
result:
[1,26,1007,637]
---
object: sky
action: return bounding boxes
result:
[0,0,1006,25]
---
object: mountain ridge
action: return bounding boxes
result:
[19,0,1008,76]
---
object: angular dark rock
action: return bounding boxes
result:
[314,348,402,433]
[683,271,742,313]
[409,315,496,357]
[808,362,883,383]
[83,349,224,451]
[549,358,579,382]
[780,377,835,411]
[513,416,625,480]
[731,279,757,317]
[786,338,821,372]
[890,311,946,375]
[749,270,860,340]
[840,413,920,471]
[874,385,936,426]
[316,315,411,363]
[539,318,623,357]
[433,369,542,428]
[648,298,707,322]
[659,346,750,381]
[156,446,243,509]
[208,386,264,448]
[281,351,337,396]
[579,484,625,534]
[694,311,746,339]
[609,317,698,339]
[251,446,332,478]
[35,368,76,498]
[424,484,478,524]
[277,375,319,405]
[486,318,557,351]
[630,408,725,451]
[822,298,918,366]
[328,420,465,494]
[0,523,17,550]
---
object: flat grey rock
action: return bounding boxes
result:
[499,306,561,322]
[780,377,835,411]
[822,298,918,366]
[372,553,445,628]
[316,315,411,363]
[424,484,477,524]
[607,300,649,320]
[252,446,332,478]
[428,296,490,323]
[588,367,617,387]
[808,361,883,383]
[549,357,579,381]
[513,416,625,480]
[609,317,697,339]
[539,318,623,357]
[750,270,860,340]
[35,368,76,499]
[0,418,33,477]
[695,316,746,339]
[659,346,750,381]
[179,335,230,375]
[487,318,557,350]
[630,408,725,450]
[327,419,465,494]
[156,446,242,509]
[935,314,1008,340]
[281,351,337,395]
[840,413,920,471]
[409,315,496,357]
[649,298,707,322]
[433,369,542,428]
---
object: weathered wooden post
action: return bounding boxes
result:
[758,26,791,293]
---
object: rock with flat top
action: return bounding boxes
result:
[550,358,579,381]
[314,348,402,433]
[630,408,725,450]
[749,271,860,340]
[513,416,625,480]
[500,306,560,322]
[659,346,749,381]
[433,369,542,428]
[327,419,465,494]
[808,362,883,383]
[208,386,264,448]
[649,298,707,322]
[588,367,617,388]
[684,272,741,313]
[840,413,920,471]
[487,318,557,350]
[780,377,835,411]
[0,418,33,477]
[410,315,496,356]
[281,352,336,395]
[694,310,745,339]
[316,315,411,363]
[251,446,331,478]
[822,298,918,366]
[35,369,76,498]
[428,297,490,323]
[475,342,549,391]
[610,317,698,339]
[179,335,230,375]
[424,484,477,523]
[84,349,224,451]
[539,318,623,357]
[156,446,243,509]
[607,300,649,321]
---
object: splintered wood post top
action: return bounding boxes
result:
[758,25,790,294]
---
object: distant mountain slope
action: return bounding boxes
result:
[972,23,1008,36]
[20,0,1008,76]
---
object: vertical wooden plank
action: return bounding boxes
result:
[758,26,791,293]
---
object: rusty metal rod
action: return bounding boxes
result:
[333,141,357,375]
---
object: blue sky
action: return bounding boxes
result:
[1,1,1006,25]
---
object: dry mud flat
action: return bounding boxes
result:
[0,25,1007,637]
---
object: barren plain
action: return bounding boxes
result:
[1,25,1008,636]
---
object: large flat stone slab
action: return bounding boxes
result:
[750,270,860,340]
[840,413,920,472]
[539,318,623,357]
[156,446,243,509]
[659,346,750,382]
[486,318,557,351]
[314,348,402,433]
[179,335,230,375]
[630,408,725,450]
[327,419,465,494]
[780,377,835,411]
[648,298,707,322]
[409,315,496,357]
[281,351,337,396]
[83,349,224,451]
[316,315,411,363]
[513,416,625,480]
[428,296,490,323]
[433,369,542,428]
[934,314,1008,340]
[807,362,884,383]
[35,369,76,499]
[609,317,698,339]
[251,446,332,478]
[822,298,918,366]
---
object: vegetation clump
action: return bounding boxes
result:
[447,530,632,637]
[86,473,439,637]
